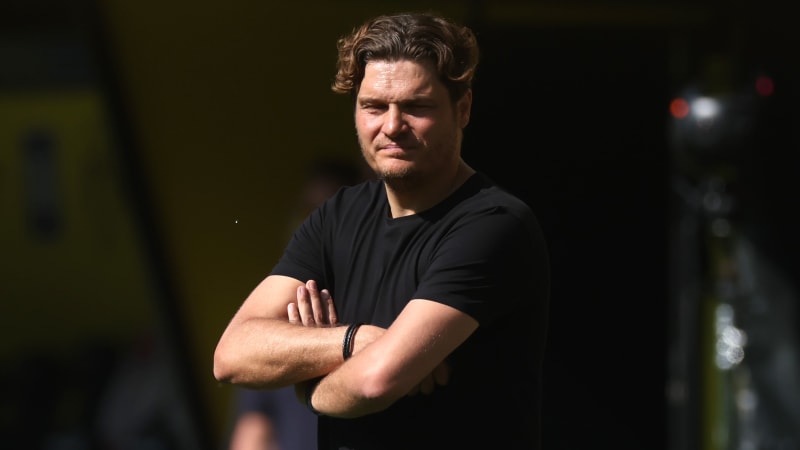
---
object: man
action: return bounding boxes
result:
[214,11,550,450]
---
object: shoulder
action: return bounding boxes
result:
[473,173,533,212]
[448,173,540,232]
[307,179,384,230]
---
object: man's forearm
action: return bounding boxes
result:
[303,360,396,419]
[214,317,346,389]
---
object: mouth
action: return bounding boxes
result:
[377,145,415,159]
[378,141,418,152]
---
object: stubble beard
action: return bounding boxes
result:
[359,128,460,194]
[360,147,424,194]
[358,139,415,191]
[380,167,421,193]
[363,156,418,192]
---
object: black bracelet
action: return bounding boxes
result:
[305,377,323,416]
[342,322,364,360]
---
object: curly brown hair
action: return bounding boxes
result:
[331,12,479,103]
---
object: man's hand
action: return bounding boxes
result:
[288,280,338,327]
[289,280,451,398]
[406,361,451,396]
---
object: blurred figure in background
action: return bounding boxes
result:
[228,387,313,450]
[227,156,366,450]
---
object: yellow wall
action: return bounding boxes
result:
[98,1,468,444]
[0,90,157,354]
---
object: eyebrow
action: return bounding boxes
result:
[357,95,436,106]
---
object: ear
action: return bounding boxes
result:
[457,89,472,128]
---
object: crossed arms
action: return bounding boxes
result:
[213,275,478,418]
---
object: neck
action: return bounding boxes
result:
[385,160,474,218]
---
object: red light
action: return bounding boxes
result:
[755,76,774,96]
[670,98,690,119]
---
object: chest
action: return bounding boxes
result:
[328,216,444,327]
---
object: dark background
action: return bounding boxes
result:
[465,5,799,448]
[469,25,672,449]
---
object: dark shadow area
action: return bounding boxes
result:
[463,24,674,450]
[464,7,800,448]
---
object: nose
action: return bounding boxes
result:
[382,105,406,138]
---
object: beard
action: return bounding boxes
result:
[358,127,462,193]
[378,166,423,193]
[359,147,424,194]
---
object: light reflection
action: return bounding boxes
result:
[691,97,721,120]
[714,304,746,370]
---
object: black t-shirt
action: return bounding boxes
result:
[271,172,550,450]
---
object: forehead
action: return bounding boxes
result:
[358,59,446,99]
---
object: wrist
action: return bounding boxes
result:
[342,322,364,360]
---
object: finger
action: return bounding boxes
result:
[306,280,326,325]
[433,362,451,386]
[287,302,300,324]
[321,289,339,326]
[296,285,314,326]
[419,375,435,395]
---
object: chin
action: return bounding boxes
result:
[376,162,414,180]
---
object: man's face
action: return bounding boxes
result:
[354,59,471,184]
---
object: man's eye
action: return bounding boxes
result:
[362,104,386,113]
[405,104,433,115]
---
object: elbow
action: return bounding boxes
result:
[212,341,235,384]
[355,363,407,406]
[333,370,397,418]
